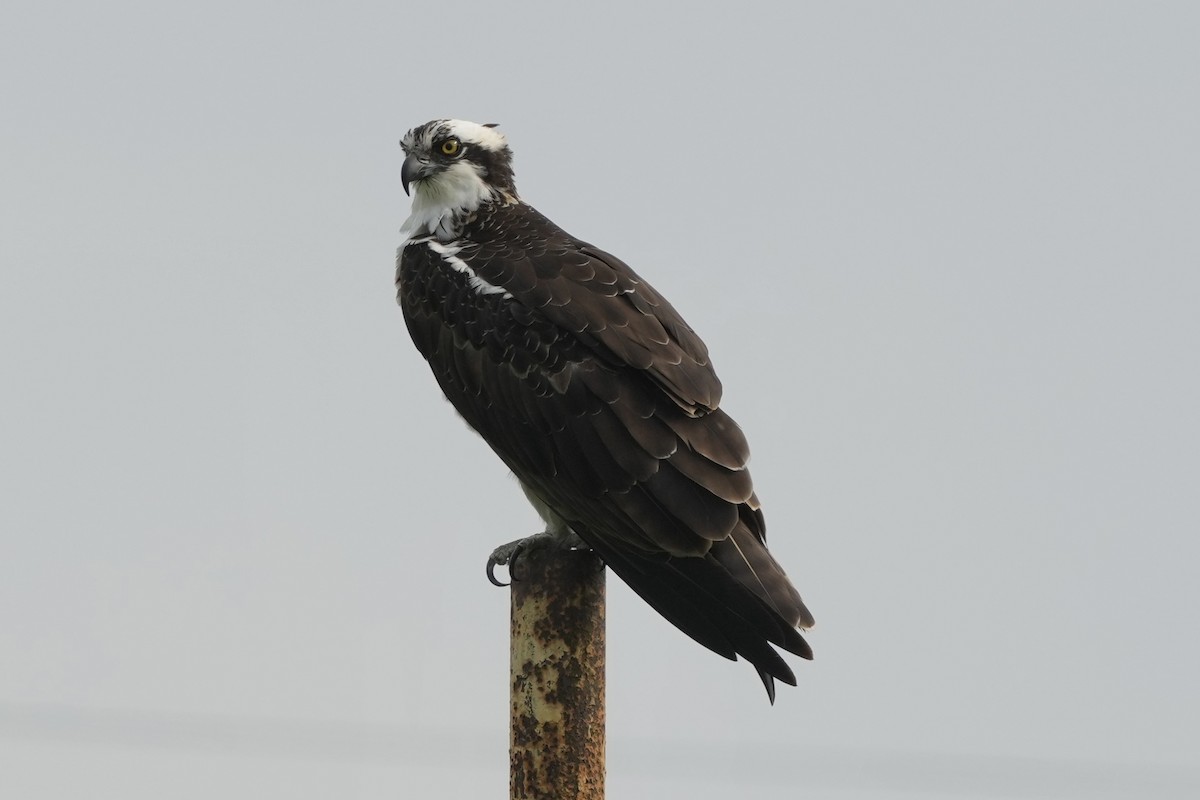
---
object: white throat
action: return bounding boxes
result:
[400,161,495,240]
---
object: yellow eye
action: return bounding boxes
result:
[440,138,461,156]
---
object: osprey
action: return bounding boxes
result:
[395,119,814,701]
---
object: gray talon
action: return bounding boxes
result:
[485,531,588,586]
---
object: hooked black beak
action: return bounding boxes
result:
[401,153,428,196]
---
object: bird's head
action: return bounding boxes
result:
[400,119,517,205]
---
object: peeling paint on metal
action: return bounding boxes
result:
[510,549,605,800]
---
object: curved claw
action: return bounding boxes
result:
[486,556,511,587]
[486,532,573,587]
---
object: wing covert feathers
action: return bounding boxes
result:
[397,200,813,699]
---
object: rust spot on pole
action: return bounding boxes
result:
[510,548,605,800]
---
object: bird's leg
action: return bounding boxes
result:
[486,529,588,586]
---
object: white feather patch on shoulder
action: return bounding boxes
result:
[427,240,512,298]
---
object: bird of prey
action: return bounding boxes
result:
[395,119,814,701]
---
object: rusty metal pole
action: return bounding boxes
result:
[509,548,605,800]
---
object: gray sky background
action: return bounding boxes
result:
[2,2,1198,798]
